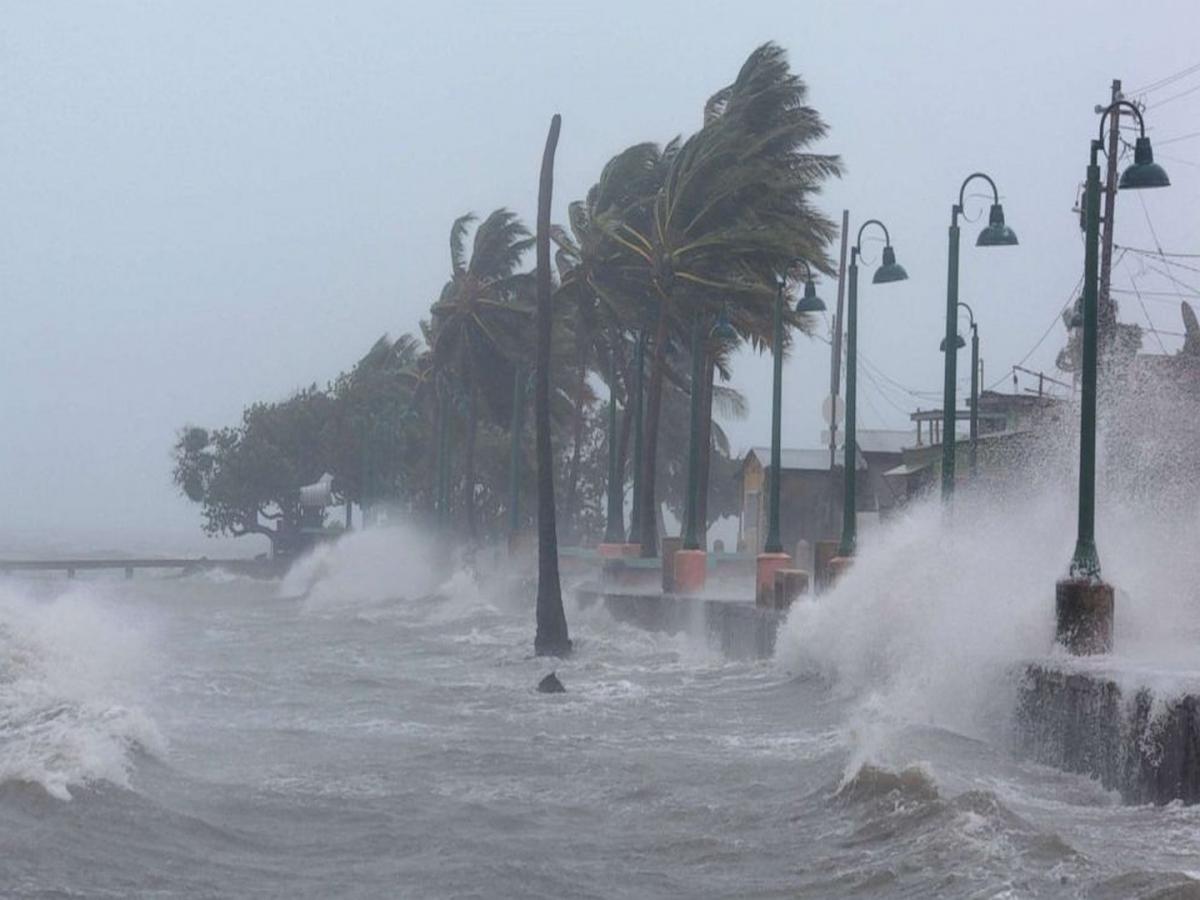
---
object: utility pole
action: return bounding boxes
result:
[1098,78,1122,345]
[827,210,849,530]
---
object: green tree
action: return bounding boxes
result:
[605,43,841,557]
[172,387,336,556]
[428,209,534,541]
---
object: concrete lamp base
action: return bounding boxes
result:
[756,553,792,608]
[1055,578,1114,655]
[813,540,841,593]
[598,543,641,560]
[673,549,707,595]
[827,555,854,585]
[773,568,810,611]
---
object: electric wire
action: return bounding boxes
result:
[1128,61,1200,96]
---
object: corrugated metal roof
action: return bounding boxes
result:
[855,429,911,455]
[746,447,866,471]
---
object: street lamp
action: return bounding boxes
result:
[753,260,826,607]
[835,222,907,561]
[942,173,1017,501]
[602,339,626,546]
[682,309,737,552]
[627,331,645,546]
[1057,100,1169,655]
[763,260,826,554]
[940,302,980,479]
[674,309,738,594]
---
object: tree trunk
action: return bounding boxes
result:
[464,375,478,542]
[562,344,589,543]
[638,306,670,558]
[613,336,633,490]
[534,114,570,657]
[696,352,715,549]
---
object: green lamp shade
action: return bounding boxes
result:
[873,245,909,284]
[977,203,1019,247]
[1120,137,1170,190]
[794,279,827,313]
[940,333,967,352]
[711,311,738,341]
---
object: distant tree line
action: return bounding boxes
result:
[172,42,842,558]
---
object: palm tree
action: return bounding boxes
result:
[534,114,571,657]
[428,209,534,542]
[604,42,841,557]
[552,143,666,543]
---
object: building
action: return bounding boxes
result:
[736,429,911,554]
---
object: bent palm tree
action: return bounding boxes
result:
[604,42,842,557]
[428,209,533,542]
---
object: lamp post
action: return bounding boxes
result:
[1057,100,1169,655]
[834,221,908,564]
[942,174,1017,501]
[940,302,979,478]
[753,260,826,607]
[675,310,737,593]
[602,343,625,545]
[627,331,645,547]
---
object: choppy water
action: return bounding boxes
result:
[3,512,1200,899]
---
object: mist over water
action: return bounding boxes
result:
[5,375,1200,900]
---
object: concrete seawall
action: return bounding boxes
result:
[574,583,783,661]
[1017,662,1200,805]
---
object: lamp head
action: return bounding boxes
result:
[872,245,909,284]
[1120,137,1171,190]
[711,310,738,341]
[977,203,1019,247]
[794,278,827,313]
[940,333,967,352]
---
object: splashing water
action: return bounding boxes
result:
[775,378,1200,768]
[0,580,163,800]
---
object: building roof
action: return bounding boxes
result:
[745,446,866,472]
[855,428,912,455]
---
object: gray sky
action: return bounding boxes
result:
[2,0,1197,553]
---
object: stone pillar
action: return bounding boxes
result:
[661,536,682,594]
[1055,578,1114,654]
[773,568,809,611]
[813,539,840,593]
[755,552,791,608]
[673,549,707,595]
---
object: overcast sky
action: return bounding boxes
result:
[2,0,1197,553]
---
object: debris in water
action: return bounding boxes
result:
[537,672,565,694]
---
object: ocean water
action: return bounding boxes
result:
[3,509,1200,899]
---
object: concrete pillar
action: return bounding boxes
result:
[827,556,853,584]
[124,567,134,579]
[755,552,791,608]
[673,549,707,595]
[661,537,682,594]
[813,540,840,593]
[793,539,812,572]
[1055,578,1114,654]
[773,568,809,610]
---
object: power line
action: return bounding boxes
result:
[985,274,1083,390]
[1128,60,1200,96]
[1112,287,1200,299]
[1113,244,1200,259]
[1128,275,1168,353]
[1149,82,1200,110]
[1157,130,1200,146]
